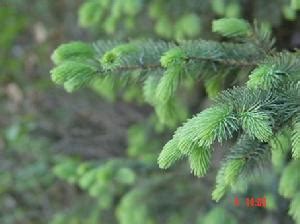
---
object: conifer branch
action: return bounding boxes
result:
[50,17,300,206]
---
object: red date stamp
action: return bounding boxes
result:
[233,196,266,208]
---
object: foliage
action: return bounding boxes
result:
[50,7,300,222]
[2,0,300,223]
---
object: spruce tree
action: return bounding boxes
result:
[50,0,300,223]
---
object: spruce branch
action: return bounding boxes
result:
[212,135,270,201]
[50,36,267,93]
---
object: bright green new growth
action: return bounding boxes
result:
[240,111,273,142]
[158,104,239,176]
[158,81,294,177]
[156,48,186,103]
[101,43,139,70]
[212,18,251,37]
[50,41,98,92]
[212,159,245,201]
[247,53,300,90]
[50,62,97,92]
[160,47,186,68]
[223,159,245,185]
[247,65,276,89]
[143,75,160,105]
[212,135,270,201]
[158,139,182,169]
[188,147,211,177]
[176,105,238,151]
[51,42,95,65]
